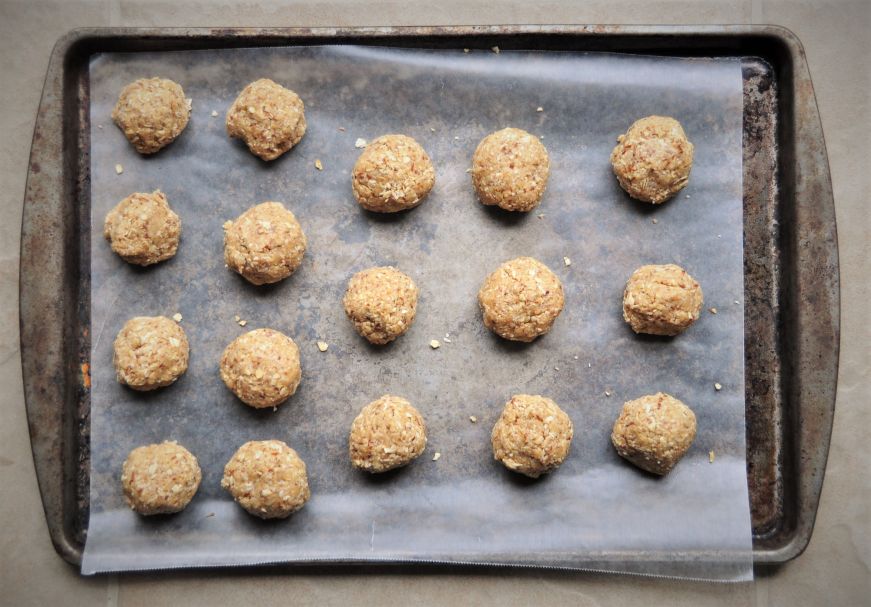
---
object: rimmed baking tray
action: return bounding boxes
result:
[19,25,839,568]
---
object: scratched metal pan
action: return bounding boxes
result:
[19,25,839,569]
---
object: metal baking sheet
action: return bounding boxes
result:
[80,45,751,580]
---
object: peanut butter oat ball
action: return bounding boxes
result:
[491,394,573,478]
[611,392,697,475]
[622,264,703,336]
[103,190,181,266]
[343,267,419,345]
[610,116,694,204]
[471,127,550,212]
[112,78,191,154]
[478,256,565,342]
[226,79,306,161]
[220,328,301,409]
[121,441,201,515]
[351,134,435,212]
[221,440,310,519]
[223,202,307,285]
[113,316,189,391]
[349,395,427,473]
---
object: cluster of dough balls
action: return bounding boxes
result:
[103,190,181,266]
[610,115,694,204]
[221,440,311,519]
[472,127,550,212]
[491,394,573,478]
[343,266,419,345]
[478,256,565,342]
[349,395,427,473]
[112,77,191,154]
[611,393,697,475]
[220,328,302,409]
[623,263,703,336]
[223,201,307,285]
[226,78,307,161]
[113,316,189,391]
[352,135,435,212]
[121,441,201,515]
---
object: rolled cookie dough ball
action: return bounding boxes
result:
[478,256,565,342]
[103,190,181,266]
[220,328,301,409]
[351,134,435,212]
[622,264,703,336]
[349,395,427,473]
[610,116,694,204]
[223,202,307,285]
[491,394,573,478]
[112,78,191,154]
[113,316,189,391]
[121,441,201,515]
[343,267,419,345]
[471,127,550,212]
[221,440,310,519]
[611,392,697,475]
[226,79,306,161]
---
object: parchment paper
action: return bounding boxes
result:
[82,46,751,580]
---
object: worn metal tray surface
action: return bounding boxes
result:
[20,25,839,569]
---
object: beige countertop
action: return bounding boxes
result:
[1,1,868,605]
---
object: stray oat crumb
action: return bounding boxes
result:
[172,313,182,323]
[338,126,346,132]
[316,341,329,352]
[430,127,436,132]
[536,106,544,112]
[429,339,440,349]
[714,382,723,391]
[443,337,452,343]
[537,213,546,219]
[238,319,247,327]
[573,355,579,360]
[205,512,215,518]
[234,315,240,322]
[432,452,441,461]
[605,390,612,397]
[454,136,460,140]
[709,450,716,463]
[114,163,123,175]
[355,138,367,148]
[563,256,572,267]
[97,124,103,129]
[554,366,559,371]
[491,46,500,54]
[314,159,323,170]
[469,415,477,423]
[686,194,691,199]
[463,48,470,53]
[709,307,718,314]
[210,110,218,117]
[652,218,659,224]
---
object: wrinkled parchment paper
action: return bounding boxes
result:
[83,46,751,580]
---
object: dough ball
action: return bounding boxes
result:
[223,202,307,285]
[623,264,703,336]
[221,440,310,519]
[351,134,435,212]
[611,392,697,475]
[226,79,306,161]
[478,256,565,342]
[610,116,694,204]
[220,328,301,408]
[113,316,189,391]
[349,395,427,473]
[121,441,201,515]
[491,394,573,478]
[471,127,550,212]
[112,78,191,154]
[103,190,181,266]
[343,267,419,345]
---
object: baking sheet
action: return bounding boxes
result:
[82,45,751,580]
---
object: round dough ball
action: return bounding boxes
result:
[221,440,310,519]
[113,316,189,391]
[349,395,427,473]
[623,264,703,336]
[478,256,565,342]
[471,127,550,212]
[351,134,435,212]
[226,79,306,161]
[103,190,181,266]
[610,116,694,204]
[121,441,201,515]
[611,392,697,475]
[491,394,573,478]
[223,202,307,285]
[343,267,419,345]
[220,328,301,409]
[112,78,191,154]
